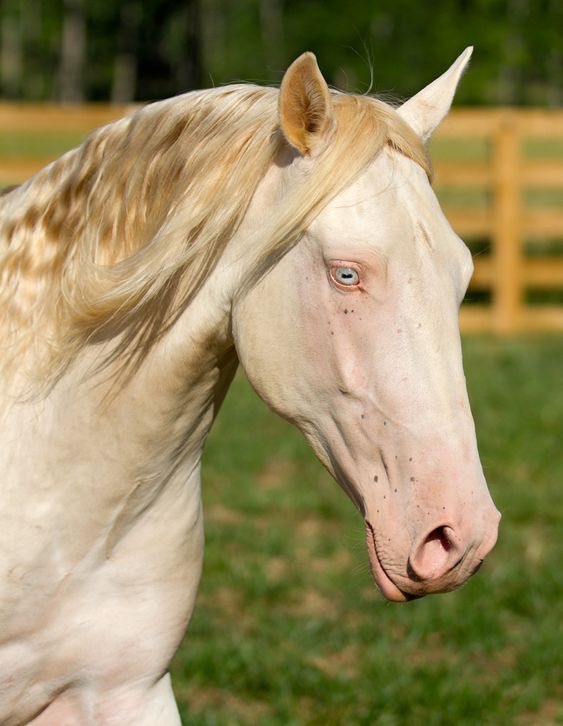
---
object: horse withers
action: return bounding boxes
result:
[0,49,499,723]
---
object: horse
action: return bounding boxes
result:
[0,48,500,724]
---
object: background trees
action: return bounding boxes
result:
[0,0,560,105]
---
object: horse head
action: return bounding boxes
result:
[232,50,500,601]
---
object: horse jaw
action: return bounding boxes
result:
[232,145,500,602]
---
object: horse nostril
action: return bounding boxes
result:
[408,525,464,582]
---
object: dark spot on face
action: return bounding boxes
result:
[344,308,348,314]
[361,414,365,419]
[409,457,412,462]
[374,475,378,482]
[410,477,415,482]
[394,488,397,493]
[383,421,387,426]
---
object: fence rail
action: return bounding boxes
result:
[0,104,562,334]
[434,109,563,334]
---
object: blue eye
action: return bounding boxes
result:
[333,267,359,286]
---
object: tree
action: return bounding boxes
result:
[111,1,141,103]
[1,0,22,98]
[57,0,86,103]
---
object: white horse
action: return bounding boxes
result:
[0,49,500,723]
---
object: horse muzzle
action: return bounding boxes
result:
[365,509,501,601]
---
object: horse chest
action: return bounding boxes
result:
[0,494,202,723]
[0,407,204,723]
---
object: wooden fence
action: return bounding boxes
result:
[433,109,563,333]
[0,104,562,333]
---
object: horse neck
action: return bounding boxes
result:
[87,289,238,484]
[3,274,239,501]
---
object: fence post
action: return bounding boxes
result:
[491,111,522,334]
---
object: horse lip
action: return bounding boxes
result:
[365,521,420,602]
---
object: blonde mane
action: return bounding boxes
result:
[0,85,429,385]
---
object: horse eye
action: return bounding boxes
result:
[333,267,360,286]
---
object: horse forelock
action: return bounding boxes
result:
[0,85,429,387]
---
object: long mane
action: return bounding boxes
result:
[0,85,429,385]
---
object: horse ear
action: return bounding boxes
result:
[279,52,334,156]
[397,47,473,142]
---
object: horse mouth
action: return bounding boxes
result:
[365,521,420,602]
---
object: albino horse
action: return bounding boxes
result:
[0,49,500,723]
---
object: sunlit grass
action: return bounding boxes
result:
[0,132,86,157]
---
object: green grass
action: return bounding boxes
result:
[430,137,490,162]
[0,132,87,158]
[171,336,563,725]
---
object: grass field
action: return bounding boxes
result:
[171,336,563,725]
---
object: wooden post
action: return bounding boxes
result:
[491,111,522,334]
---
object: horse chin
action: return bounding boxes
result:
[365,521,421,603]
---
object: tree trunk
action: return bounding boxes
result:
[58,0,86,103]
[496,0,528,105]
[1,7,22,98]
[111,1,141,103]
[176,0,202,92]
[21,0,45,99]
[259,0,284,73]
[547,0,561,106]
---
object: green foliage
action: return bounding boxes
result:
[0,0,561,104]
[171,336,563,724]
